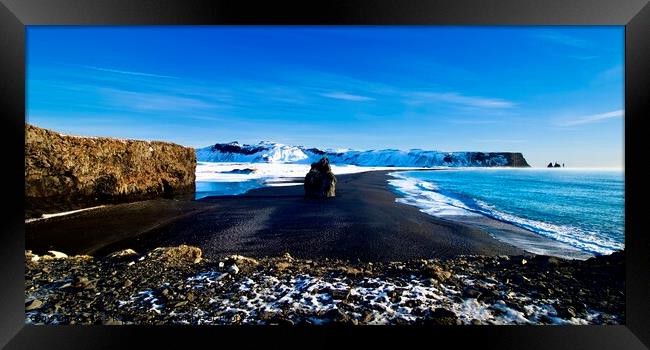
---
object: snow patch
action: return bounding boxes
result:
[26,205,106,223]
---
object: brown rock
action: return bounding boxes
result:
[174,301,188,308]
[227,255,260,266]
[148,245,203,266]
[340,267,363,277]
[320,308,350,323]
[304,157,336,198]
[426,308,459,325]
[424,265,452,282]
[109,249,138,257]
[25,299,43,311]
[25,124,196,217]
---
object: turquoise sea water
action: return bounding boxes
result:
[195,180,263,199]
[389,169,624,255]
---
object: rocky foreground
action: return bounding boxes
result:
[25,246,624,325]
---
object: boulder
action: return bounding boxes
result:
[424,308,460,325]
[423,265,452,282]
[107,249,138,260]
[304,157,336,198]
[147,245,202,266]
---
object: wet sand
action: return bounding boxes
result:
[26,171,534,261]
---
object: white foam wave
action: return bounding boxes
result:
[388,172,623,256]
[472,200,623,255]
[387,174,479,217]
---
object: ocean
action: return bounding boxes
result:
[388,169,624,256]
[195,179,264,198]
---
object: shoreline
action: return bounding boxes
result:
[387,169,592,259]
[27,170,530,261]
[449,215,593,260]
[26,169,594,261]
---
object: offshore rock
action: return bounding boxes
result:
[304,157,337,198]
[25,124,196,218]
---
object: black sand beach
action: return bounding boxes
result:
[24,170,624,326]
[26,170,536,261]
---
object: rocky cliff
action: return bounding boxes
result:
[197,141,531,167]
[25,124,196,218]
[494,152,530,167]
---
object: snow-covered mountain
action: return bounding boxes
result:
[195,141,530,167]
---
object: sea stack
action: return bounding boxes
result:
[304,157,336,198]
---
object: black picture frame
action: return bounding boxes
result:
[1,0,649,348]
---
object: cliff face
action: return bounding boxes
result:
[494,153,530,167]
[25,124,196,217]
[197,141,531,167]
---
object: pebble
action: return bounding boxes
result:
[108,249,138,259]
[463,287,482,299]
[174,301,188,308]
[24,246,625,326]
[25,299,43,311]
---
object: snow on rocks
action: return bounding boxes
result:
[47,250,68,259]
[25,246,624,326]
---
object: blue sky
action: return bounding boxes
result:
[27,26,624,167]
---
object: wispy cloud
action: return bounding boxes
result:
[556,109,624,127]
[99,88,219,112]
[477,139,526,143]
[320,91,374,102]
[536,31,592,48]
[82,65,177,79]
[409,92,515,109]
